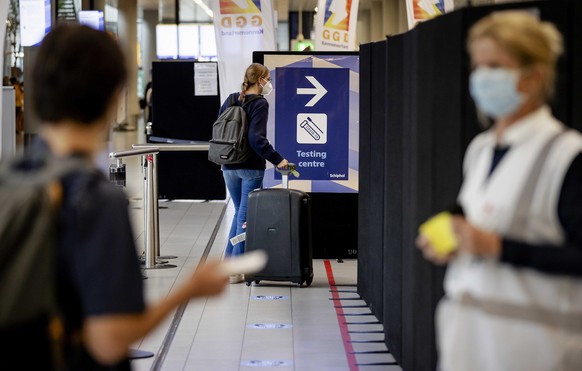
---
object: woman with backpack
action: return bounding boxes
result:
[219,63,288,284]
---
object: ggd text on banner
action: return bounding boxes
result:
[314,0,359,51]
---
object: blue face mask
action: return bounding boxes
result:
[469,67,525,119]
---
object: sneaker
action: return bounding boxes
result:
[229,274,245,284]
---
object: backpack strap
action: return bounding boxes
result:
[241,95,262,108]
[225,93,263,110]
[228,94,238,107]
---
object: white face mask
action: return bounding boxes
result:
[260,81,273,96]
[469,67,526,119]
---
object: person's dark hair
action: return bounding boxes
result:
[32,25,127,125]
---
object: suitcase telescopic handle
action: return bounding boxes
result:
[276,163,297,189]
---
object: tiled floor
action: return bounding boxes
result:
[108,126,401,370]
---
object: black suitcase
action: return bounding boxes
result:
[244,168,313,287]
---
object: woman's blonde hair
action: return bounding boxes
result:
[240,63,269,101]
[467,11,563,100]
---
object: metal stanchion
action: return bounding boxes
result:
[132,142,210,261]
[144,154,156,268]
[142,153,174,269]
[109,147,175,269]
[108,148,167,362]
[151,153,173,259]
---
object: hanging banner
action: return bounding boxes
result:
[212,0,276,101]
[405,0,454,30]
[314,0,359,51]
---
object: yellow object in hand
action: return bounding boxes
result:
[419,211,458,256]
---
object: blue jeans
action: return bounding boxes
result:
[223,169,264,257]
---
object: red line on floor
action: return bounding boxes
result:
[324,259,359,371]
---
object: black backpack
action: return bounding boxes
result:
[208,95,261,165]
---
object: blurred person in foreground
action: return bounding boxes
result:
[19,25,228,370]
[417,11,582,371]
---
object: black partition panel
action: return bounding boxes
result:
[357,43,374,312]
[150,61,226,200]
[382,34,405,363]
[399,12,465,371]
[357,41,386,320]
[155,151,226,200]
[359,1,581,370]
[573,0,582,131]
[309,193,358,259]
[152,61,220,141]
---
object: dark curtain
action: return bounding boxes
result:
[357,41,386,320]
[358,1,581,370]
[151,61,225,200]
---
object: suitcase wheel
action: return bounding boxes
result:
[245,281,252,287]
[254,280,261,285]
[299,276,313,288]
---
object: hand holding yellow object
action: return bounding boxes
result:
[418,211,458,257]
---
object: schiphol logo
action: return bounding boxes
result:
[220,0,261,15]
[323,0,352,31]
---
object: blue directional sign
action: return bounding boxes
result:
[275,67,349,181]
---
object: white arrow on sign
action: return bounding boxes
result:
[297,76,328,107]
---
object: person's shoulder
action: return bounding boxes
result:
[463,130,494,171]
[468,130,494,151]
[222,92,242,107]
[63,169,126,208]
[227,92,244,102]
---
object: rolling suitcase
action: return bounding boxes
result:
[244,165,313,287]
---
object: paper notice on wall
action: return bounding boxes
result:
[194,62,218,96]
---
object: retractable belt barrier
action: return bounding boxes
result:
[109,143,210,270]
[109,147,177,270]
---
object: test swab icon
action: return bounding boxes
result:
[300,117,324,141]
